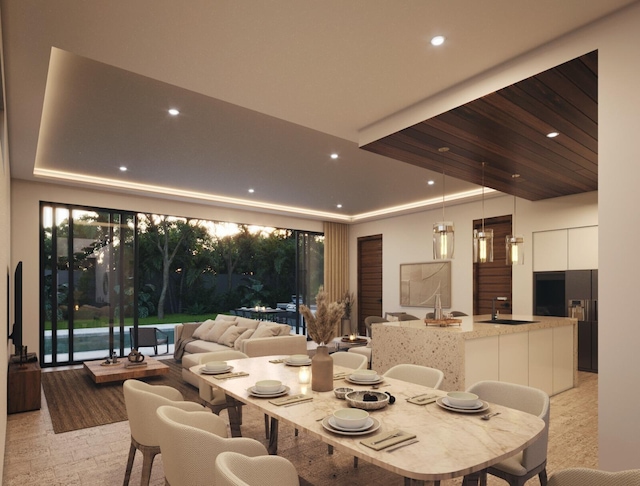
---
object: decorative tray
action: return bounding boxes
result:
[424,318,462,327]
[341,337,368,344]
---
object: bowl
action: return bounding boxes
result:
[345,390,390,410]
[350,369,378,381]
[204,361,228,371]
[446,391,479,408]
[254,380,282,393]
[332,408,369,429]
[289,354,310,363]
[333,387,354,399]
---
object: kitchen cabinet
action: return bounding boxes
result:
[533,226,598,272]
[528,328,553,395]
[568,226,598,270]
[465,336,499,387]
[553,325,575,394]
[499,333,529,386]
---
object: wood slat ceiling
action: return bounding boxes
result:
[362,51,598,201]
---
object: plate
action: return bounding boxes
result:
[284,359,312,367]
[248,385,290,398]
[436,397,489,414]
[345,376,384,385]
[328,416,374,432]
[322,416,380,436]
[201,365,234,375]
[442,397,484,410]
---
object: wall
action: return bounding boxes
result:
[10,179,323,358]
[1,112,9,481]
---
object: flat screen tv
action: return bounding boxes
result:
[9,261,23,358]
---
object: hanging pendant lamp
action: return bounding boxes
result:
[433,169,454,260]
[473,162,493,263]
[506,181,524,265]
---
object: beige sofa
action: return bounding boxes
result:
[175,314,308,386]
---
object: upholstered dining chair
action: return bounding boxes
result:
[331,350,368,370]
[122,379,205,486]
[547,467,640,486]
[466,380,550,486]
[214,451,300,486]
[196,350,250,417]
[156,405,268,486]
[383,363,445,389]
[363,315,388,337]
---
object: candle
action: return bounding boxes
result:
[349,334,356,341]
[298,366,310,384]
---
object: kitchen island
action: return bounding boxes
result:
[372,315,577,396]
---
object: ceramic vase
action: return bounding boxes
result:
[311,345,333,391]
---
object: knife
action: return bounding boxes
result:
[385,439,419,452]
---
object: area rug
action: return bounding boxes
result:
[41,359,198,434]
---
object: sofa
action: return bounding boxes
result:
[175,314,308,386]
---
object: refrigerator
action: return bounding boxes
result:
[566,270,598,373]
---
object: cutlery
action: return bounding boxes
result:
[385,439,419,452]
[408,392,434,400]
[481,412,501,420]
[372,383,390,389]
[283,398,313,407]
[371,432,402,445]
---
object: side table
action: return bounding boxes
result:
[8,360,42,414]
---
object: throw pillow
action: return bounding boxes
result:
[215,314,237,322]
[192,319,216,340]
[386,315,399,322]
[234,329,255,350]
[204,320,236,342]
[250,324,281,339]
[235,316,260,330]
[217,325,246,347]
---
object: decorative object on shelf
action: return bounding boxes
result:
[300,290,344,392]
[474,162,494,263]
[434,292,443,320]
[424,318,462,327]
[433,167,454,260]
[506,182,524,265]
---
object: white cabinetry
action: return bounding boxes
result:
[529,328,554,395]
[533,226,598,272]
[553,325,575,394]
[499,333,529,386]
[568,226,598,270]
[465,336,499,387]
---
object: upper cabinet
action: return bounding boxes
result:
[533,226,598,272]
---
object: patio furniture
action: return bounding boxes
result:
[130,327,169,355]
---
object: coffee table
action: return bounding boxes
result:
[83,356,170,384]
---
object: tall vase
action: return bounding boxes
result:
[311,345,333,392]
[341,318,352,336]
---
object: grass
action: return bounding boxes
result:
[44,313,219,331]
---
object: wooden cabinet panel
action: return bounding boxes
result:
[499,333,529,386]
[529,328,554,395]
[465,336,499,389]
[8,361,42,414]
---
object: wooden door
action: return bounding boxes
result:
[357,235,383,335]
[473,215,513,316]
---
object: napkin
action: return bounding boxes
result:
[212,371,249,380]
[360,429,417,451]
[333,371,349,380]
[269,394,313,406]
[269,358,286,364]
[407,393,438,405]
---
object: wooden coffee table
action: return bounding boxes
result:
[83,356,170,384]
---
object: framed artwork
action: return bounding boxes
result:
[400,262,451,308]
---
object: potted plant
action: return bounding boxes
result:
[341,291,354,336]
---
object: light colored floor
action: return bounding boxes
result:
[2,370,598,485]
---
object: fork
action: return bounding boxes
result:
[371,432,402,445]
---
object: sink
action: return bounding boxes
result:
[478,319,539,325]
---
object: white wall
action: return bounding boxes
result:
[0,111,10,481]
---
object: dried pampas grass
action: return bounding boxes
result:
[300,290,345,345]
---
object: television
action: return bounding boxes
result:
[9,261,23,360]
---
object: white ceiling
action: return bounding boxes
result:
[1,1,634,221]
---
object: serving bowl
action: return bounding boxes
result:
[254,380,282,393]
[205,361,228,371]
[333,408,369,429]
[333,387,354,399]
[446,391,479,408]
[289,354,310,363]
[345,390,390,410]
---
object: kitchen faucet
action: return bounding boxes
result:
[492,297,508,320]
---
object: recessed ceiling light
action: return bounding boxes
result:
[248,188,255,193]
[119,166,127,172]
[330,153,339,159]
[427,180,435,185]
[547,131,559,138]
[431,35,445,46]
[336,204,342,209]
[168,108,180,116]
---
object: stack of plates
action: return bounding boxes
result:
[201,365,233,375]
[284,356,311,366]
[321,416,381,436]
[248,385,290,398]
[346,373,383,385]
[436,397,490,413]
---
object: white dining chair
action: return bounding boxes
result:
[383,363,444,389]
[466,380,550,486]
[214,451,300,486]
[547,467,640,486]
[331,351,368,370]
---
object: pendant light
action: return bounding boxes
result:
[506,177,524,265]
[473,162,493,263]
[433,169,454,260]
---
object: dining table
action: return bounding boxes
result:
[192,355,545,486]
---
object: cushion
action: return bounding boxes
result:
[217,325,246,347]
[215,314,237,322]
[256,321,291,336]
[192,319,216,339]
[204,320,236,342]
[386,315,399,322]
[235,316,261,330]
[234,328,255,350]
[250,324,282,339]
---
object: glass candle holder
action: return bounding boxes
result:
[298,366,310,384]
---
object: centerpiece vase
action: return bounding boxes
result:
[311,345,333,392]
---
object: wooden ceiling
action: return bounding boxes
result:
[362,51,598,201]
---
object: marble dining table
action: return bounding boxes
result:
[192,355,545,486]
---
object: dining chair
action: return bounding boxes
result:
[156,405,269,486]
[383,363,445,389]
[363,315,387,337]
[130,326,169,355]
[122,379,205,486]
[197,350,250,419]
[547,467,640,486]
[398,314,420,321]
[214,450,300,486]
[331,351,368,370]
[466,380,550,486]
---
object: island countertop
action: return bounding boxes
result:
[372,314,577,395]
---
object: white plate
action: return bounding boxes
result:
[442,397,484,410]
[322,416,380,436]
[328,416,375,432]
[345,376,384,385]
[284,359,312,366]
[248,385,290,398]
[436,397,490,414]
[348,374,381,382]
[201,366,234,375]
